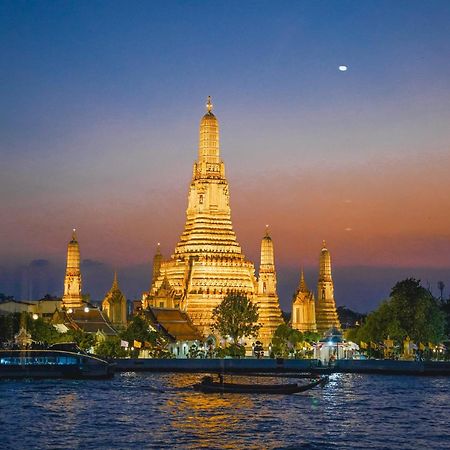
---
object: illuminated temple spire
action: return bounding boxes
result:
[151,243,163,288]
[257,227,284,343]
[292,268,317,332]
[143,98,264,338]
[315,241,341,332]
[102,271,127,327]
[62,229,83,309]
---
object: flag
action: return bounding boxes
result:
[360,341,368,349]
[120,340,129,348]
[419,343,425,351]
[133,340,142,349]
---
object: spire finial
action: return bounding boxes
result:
[72,228,77,241]
[299,267,308,292]
[265,224,270,237]
[206,96,213,113]
[322,239,327,248]
[112,270,118,289]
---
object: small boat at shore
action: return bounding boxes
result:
[0,349,114,380]
[193,375,328,394]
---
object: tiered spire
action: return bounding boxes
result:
[291,267,317,332]
[144,98,258,337]
[257,227,284,343]
[102,271,127,326]
[62,229,83,308]
[315,241,341,332]
[299,269,309,293]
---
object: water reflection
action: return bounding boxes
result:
[0,373,449,450]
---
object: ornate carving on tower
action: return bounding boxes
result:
[62,229,83,309]
[142,97,259,337]
[151,243,163,287]
[315,241,341,333]
[291,269,317,332]
[256,227,284,345]
[102,271,127,327]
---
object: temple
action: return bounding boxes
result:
[62,229,83,309]
[315,241,341,332]
[291,269,317,332]
[102,272,127,327]
[143,97,283,345]
[256,227,284,342]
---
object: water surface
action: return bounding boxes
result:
[0,373,449,449]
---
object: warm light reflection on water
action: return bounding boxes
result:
[1,373,449,449]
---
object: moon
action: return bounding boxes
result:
[339,65,348,72]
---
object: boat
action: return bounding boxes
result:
[0,349,115,380]
[193,375,328,394]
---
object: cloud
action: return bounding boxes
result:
[81,259,104,268]
[29,259,50,267]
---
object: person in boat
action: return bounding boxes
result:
[201,375,214,385]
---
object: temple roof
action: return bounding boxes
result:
[146,307,203,342]
[53,308,118,336]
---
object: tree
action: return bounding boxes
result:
[350,278,445,345]
[95,336,127,359]
[271,324,303,358]
[211,294,261,343]
[120,315,158,344]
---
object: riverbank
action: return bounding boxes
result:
[114,358,450,375]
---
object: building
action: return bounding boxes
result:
[0,297,61,319]
[102,272,127,327]
[144,307,203,358]
[52,307,118,337]
[143,97,283,345]
[62,229,83,309]
[291,269,317,332]
[315,241,341,332]
[291,242,341,334]
[256,228,284,343]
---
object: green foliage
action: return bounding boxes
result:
[120,315,158,344]
[119,314,173,358]
[440,298,450,338]
[214,343,246,358]
[351,278,445,344]
[66,329,95,351]
[95,336,127,359]
[187,343,205,359]
[211,294,261,343]
[271,324,303,358]
[25,315,61,344]
[0,313,21,343]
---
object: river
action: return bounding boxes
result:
[0,373,449,449]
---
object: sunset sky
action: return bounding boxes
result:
[1,1,450,312]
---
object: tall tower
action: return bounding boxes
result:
[62,229,83,309]
[151,243,163,288]
[257,227,284,344]
[292,269,317,332]
[315,241,341,333]
[143,97,258,336]
[102,271,127,327]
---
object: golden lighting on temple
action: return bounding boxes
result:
[142,97,283,346]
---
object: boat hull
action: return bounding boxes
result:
[193,377,327,394]
[0,350,114,380]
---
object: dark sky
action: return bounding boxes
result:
[1,1,450,311]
